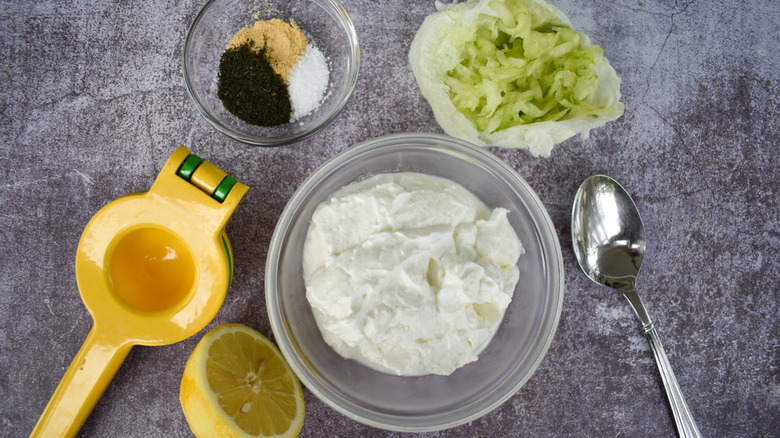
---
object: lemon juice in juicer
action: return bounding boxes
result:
[32,146,249,437]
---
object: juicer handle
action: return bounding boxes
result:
[31,327,132,438]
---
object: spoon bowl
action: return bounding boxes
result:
[571,175,646,290]
[571,175,702,438]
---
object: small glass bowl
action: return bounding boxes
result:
[183,0,359,146]
[266,133,565,432]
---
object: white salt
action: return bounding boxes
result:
[288,44,329,121]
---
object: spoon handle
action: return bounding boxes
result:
[623,290,702,438]
[644,325,703,437]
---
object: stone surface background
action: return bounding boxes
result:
[1,0,778,436]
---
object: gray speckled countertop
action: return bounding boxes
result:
[1,0,778,436]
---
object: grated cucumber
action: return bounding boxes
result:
[409,0,624,156]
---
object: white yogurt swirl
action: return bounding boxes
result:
[303,172,523,376]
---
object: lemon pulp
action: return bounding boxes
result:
[207,331,299,435]
[180,324,304,438]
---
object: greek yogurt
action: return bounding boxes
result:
[302,172,523,376]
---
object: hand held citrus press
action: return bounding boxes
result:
[31,146,249,437]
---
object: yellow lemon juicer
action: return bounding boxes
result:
[31,146,249,437]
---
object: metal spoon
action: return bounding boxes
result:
[571,175,702,438]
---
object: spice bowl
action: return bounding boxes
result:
[183,0,359,146]
[266,133,565,431]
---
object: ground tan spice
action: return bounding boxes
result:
[227,19,307,82]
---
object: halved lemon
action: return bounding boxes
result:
[180,323,305,438]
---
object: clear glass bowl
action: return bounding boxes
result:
[266,133,564,431]
[182,0,359,146]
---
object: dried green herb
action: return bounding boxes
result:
[217,41,291,126]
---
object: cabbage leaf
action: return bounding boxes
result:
[409,0,624,157]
